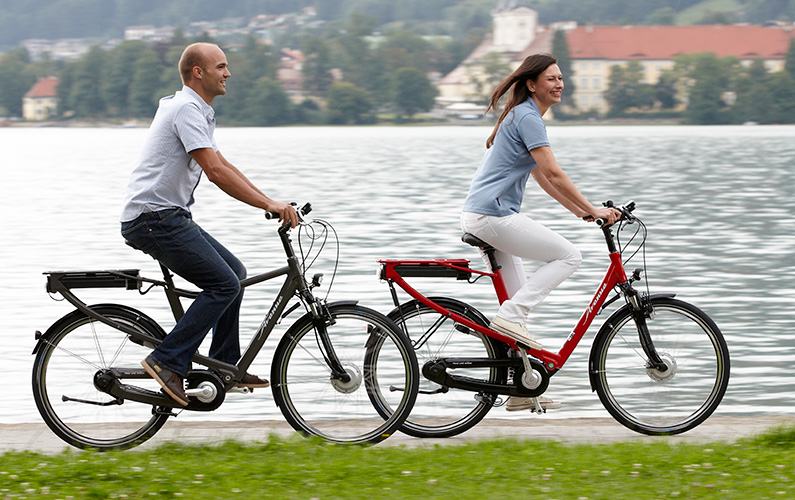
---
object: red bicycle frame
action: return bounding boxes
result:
[379,249,629,373]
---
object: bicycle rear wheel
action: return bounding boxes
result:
[590,296,730,435]
[380,298,505,438]
[32,304,170,450]
[271,303,418,445]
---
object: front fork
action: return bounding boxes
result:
[303,291,351,383]
[623,285,668,372]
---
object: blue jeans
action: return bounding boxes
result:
[121,208,246,376]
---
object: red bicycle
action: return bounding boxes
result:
[373,201,730,438]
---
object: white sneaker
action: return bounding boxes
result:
[506,396,562,412]
[489,316,542,350]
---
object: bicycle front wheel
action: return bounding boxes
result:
[590,296,730,435]
[381,298,505,438]
[271,303,418,445]
[32,304,170,450]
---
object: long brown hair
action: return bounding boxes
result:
[485,53,557,148]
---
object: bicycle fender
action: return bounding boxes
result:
[32,303,165,356]
[587,293,676,392]
[386,296,490,328]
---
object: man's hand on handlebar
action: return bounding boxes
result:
[267,201,299,228]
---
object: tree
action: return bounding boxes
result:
[326,82,374,124]
[0,48,37,116]
[552,29,576,114]
[69,45,106,118]
[379,30,431,72]
[102,41,148,117]
[302,36,334,96]
[785,38,795,79]
[681,53,737,124]
[242,78,294,126]
[128,49,163,118]
[646,7,676,25]
[390,67,436,120]
[604,60,654,116]
[654,70,678,109]
[333,13,383,92]
[765,72,795,123]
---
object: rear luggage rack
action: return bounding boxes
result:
[378,259,471,280]
[46,270,141,293]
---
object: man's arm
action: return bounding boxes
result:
[189,147,298,226]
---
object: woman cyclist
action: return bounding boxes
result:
[461,53,620,411]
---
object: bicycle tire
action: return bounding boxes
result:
[32,304,171,451]
[590,296,730,435]
[378,297,506,438]
[271,303,419,445]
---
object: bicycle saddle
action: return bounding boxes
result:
[461,233,494,251]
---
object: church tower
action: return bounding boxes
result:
[492,0,538,52]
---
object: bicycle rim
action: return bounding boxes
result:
[271,305,418,445]
[384,298,503,438]
[592,297,730,435]
[32,305,170,450]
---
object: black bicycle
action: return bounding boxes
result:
[32,203,419,450]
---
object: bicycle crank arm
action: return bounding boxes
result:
[93,369,223,411]
[94,370,180,408]
[422,358,548,398]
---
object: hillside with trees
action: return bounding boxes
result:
[2,0,794,48]
[1,0,794,125]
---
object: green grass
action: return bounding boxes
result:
[1,426,793,499]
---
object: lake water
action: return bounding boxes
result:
[2,124,794,425]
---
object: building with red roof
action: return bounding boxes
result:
[567,24,794,112]
[22,77,60,121]
[437,2,795,115]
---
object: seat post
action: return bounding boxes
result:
[160,263,185,322]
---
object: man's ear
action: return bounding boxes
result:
[192,65,203,80]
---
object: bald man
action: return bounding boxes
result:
[121,43,298,406]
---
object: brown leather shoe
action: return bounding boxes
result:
[236,373,270,388]
[142,355,189,406]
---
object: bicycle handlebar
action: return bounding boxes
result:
[264,202,312,222]
[585,200,636,226]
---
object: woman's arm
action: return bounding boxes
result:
[530,146,620,223]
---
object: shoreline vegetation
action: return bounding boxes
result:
[6,116,771,128]
[1,424,793,499]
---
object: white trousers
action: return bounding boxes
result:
[461,212,582,324]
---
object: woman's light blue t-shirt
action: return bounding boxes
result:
[463,98,549,216]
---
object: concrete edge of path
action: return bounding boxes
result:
[2,415,792,454]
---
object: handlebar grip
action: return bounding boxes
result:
[264,202,312,221]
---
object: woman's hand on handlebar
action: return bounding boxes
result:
[588,206,622,226]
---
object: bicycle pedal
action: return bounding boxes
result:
[227,387,252,394]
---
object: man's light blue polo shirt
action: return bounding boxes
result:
[121,86,217,222]
[463,98,549,217]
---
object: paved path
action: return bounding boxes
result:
[2,415,792,454]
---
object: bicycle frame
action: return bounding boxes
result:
[379,223,634,373]
[41,221,346,388]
